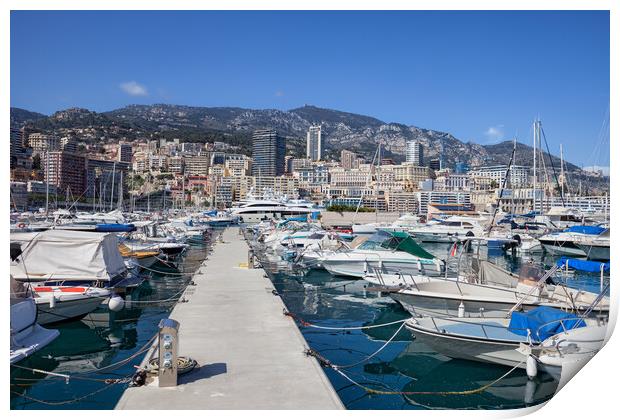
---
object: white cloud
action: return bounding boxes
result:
[484,125,504,143]
[120,81,148,96]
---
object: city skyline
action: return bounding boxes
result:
[10,10,609,168]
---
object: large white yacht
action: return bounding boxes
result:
[230,189,317,224]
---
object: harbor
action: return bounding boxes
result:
[9,189,611,410]
[8,9,611,412]
[116,227,343,410]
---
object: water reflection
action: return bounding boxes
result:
[260,244,585,410]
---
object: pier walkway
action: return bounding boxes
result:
[116,227,343,410]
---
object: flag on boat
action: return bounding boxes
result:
[450,242,458,257]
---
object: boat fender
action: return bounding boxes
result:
[49,295,56,309]
[108,295,125,312]
[512,234,522,246]
[457,302,465,318]
[526,355,538,379]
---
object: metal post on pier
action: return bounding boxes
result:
[158,318,180,387]
[248,249,255,268]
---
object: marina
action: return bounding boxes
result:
[9,196,611,410]
[7,8,611,412]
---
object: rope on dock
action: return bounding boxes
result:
[270,280,359,295]
[127,286,189,304]
[331,361,525,396]
[334,322,407,369]
[12,334,157,378]
[306,345,526,397]
[133,262,196,276]
[284,310,411,330]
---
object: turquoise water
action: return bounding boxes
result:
[262,242,608,410]
[10,235,608,410]
[10,240,210,409]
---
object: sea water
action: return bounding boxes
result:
[10,237,608,410]
[10,240,210,410]
[263,242,608,410]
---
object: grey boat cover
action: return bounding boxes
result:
[474,260,519,288]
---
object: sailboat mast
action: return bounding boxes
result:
[560,144,565,199]
[110,162,116,211]
[532,120,537,213]
[117,170,123,210]
[45,149,50,216]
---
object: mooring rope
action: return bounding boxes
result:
[133,262,195,276]
[127,286,189,304]
[332,321,407,369]
[306,346,526,397]
[12,334,157,377]
[284,310,411,330]
[11,380,124,406]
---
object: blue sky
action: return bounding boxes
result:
[10,10,609,167]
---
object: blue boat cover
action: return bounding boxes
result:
[564,225,605,235]
[203,210,218,216]
[95,223,136,232]
[508,307,586,342]
[556,257,609,272]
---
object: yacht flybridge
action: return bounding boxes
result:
[230,199,316,224]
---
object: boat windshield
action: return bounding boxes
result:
[357,230,436,259]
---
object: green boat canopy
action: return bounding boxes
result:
[358,230,437,260]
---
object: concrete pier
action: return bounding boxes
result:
[116,227,343,410]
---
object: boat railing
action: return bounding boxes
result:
[422,315,532,341]
[505,264,561,317]
[405,273,420,291]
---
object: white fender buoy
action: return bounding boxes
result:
[49,295,56,309]
[108,295,125,312]
[458,301,465,318]
[526,355,538,379]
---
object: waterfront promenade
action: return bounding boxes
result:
[116,227,343,410]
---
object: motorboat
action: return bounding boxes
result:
[574,229,610,261]
[407,216,486,243]
[230,192,317,224]
[30,285,112,325]
[387,261,609,318]
[538,225,606,257]
[118,243,160,269]
[10,277,60,364]
[122,240,188,258]
[10,230,141,289]
[404,306,603,374]
[320,230,445,278]
[519,322,608,391]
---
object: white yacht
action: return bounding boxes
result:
[407,215,486,243]
[320,230,445,278]
[230,199,316,224]
[538,225,606,257]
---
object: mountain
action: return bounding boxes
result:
[12,104,582,172]
[10,107,47,127]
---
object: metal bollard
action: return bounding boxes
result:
[248,250,254,268]
[158,318,180,387]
